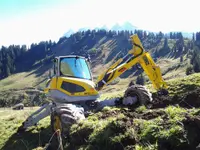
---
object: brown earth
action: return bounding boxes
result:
[14,88,200,150]
[64,88,200,150]
[151,88,200,109]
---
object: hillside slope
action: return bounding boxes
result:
[0,31,200,150]
[0,30,198,108]
[0,31,193,89]
[0,73,200,150]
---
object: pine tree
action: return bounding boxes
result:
[193,33,195,41]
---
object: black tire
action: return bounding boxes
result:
[50,104,85,138]
[123,84,152,106]
[51,109,75,139]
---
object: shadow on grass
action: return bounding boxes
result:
[24,63,52,79]
[2,126,59,150]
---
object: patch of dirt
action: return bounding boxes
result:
[56,88,200,150]
[151,88,200,109]
[100,110,119,119]
[69,127,93,146]
[120,108,166,120]
[182,115,200,149]
[140,110,166,120]
[156,115,200,150]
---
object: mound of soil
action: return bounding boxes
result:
[151,88,200,109]
[67,88,200,150]
[39,88,200,150]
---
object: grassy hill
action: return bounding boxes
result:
[0,32,192,96]
[0,30,200,149]
[0,53,190,107]
[0,31,194,90]
[0,73,200,150]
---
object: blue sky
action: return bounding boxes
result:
[0,0,199,46]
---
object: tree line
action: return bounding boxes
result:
[1,29,200,79]
[0,41,56,79]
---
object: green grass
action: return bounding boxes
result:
[0,66,49,91]
[135,143,158,150]
[0,72,200,149]
[0,43,200,149]
[66,105,200,150]
[0,88,46,107]
[166,73,200,95]
[0,106,195,150]
[0,107,53,150]
[146,72,200,94]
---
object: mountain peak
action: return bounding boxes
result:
[63,29,74,37]
[111,22,137,31]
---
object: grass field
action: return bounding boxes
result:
[0,64,50,91]
[0,40,198,149]
[0,73,200,149]
[0,107,52,150]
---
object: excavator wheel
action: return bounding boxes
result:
[123,84,152,107]
[50,104,85,139]
[51,110,74,139]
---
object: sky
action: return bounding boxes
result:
[0,0,200,46]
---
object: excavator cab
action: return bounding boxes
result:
[45,55,100,104]
[53,56,92,80]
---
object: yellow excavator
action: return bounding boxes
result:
[21,34,168,137]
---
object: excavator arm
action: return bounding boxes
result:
[96,34,167,94]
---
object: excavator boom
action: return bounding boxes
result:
[96,34,167,93]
